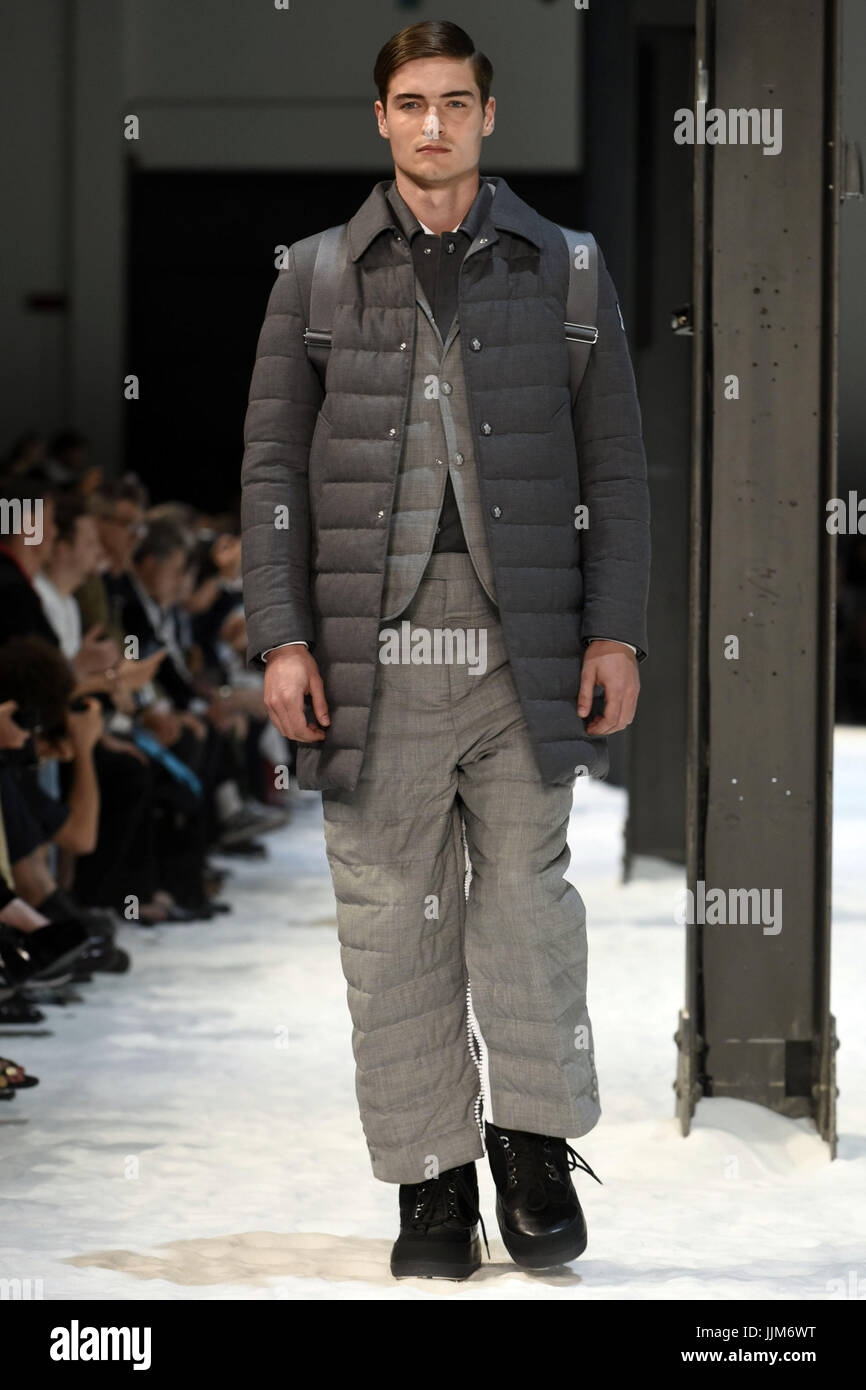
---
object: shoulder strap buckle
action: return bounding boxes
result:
[299,223,349,384]
[558,226,599,402]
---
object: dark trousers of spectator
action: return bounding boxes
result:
[71,742,158,912]
[72,740,206,914]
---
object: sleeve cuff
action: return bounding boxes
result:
[262,641,309,660]
[583,635,638,655]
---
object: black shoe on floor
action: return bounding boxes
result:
[36,890,119,942]
[72,940,131,978]
[390,1160,489,1280]
[0,919,90,987]
[0,994,45,1024]
[485,1121,603,1269]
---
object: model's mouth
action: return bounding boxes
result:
[417,145,450,153]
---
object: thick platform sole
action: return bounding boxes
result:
[390,1233,482,1281]
[497,1201,588,1269]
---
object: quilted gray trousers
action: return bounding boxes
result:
[321,553,601,1183]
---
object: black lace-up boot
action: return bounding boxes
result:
[390,1160,489,1280]
[485,1121,603,1269]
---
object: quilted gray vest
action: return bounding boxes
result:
[381,283,497,621]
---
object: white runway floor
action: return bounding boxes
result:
[2,730,865,1301]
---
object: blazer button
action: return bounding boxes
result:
[470,338,482,351]
[388,427,397,437]
[480,422,492,434]
[440,381,452,395]
[491,505,502,519]
[454,452,464,466]
[399,341,408,351]
[377,510,385,519]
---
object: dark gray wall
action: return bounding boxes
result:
[0,0,583,471]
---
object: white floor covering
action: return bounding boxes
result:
[1,729,864,1301]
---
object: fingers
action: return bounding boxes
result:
[308,672,331,727]
[268,699,325,743]
[585,696,623,736]
[263,651,329,743]
[274,713,325,742]
[576,665,597,718]
[264,682,326,742]
[584,687,638,734]
[578,657,640,734]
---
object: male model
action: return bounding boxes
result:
[241,19,650,1280]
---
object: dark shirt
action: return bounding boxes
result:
[115,572,196,711]
[384,178,495,553]
[0,548,60,649]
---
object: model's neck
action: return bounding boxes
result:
[393,168,481,235]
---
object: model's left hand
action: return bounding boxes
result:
[577,640,640,734]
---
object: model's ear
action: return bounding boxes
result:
[374,100,389,140]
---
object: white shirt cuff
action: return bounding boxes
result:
[584,636,637,654]
[262,642,309,660]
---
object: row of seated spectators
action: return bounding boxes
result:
[0,431,291,1099]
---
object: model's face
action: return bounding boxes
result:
[375,56,494,188]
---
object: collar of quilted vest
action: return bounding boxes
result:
[345,174,546,263]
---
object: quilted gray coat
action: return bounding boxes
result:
[240,174,650,792]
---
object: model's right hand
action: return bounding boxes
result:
[264,647,330,742]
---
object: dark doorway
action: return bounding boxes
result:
[584,7,695,858]
[125,168,582,513]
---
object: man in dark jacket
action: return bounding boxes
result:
[240,19,650,1280]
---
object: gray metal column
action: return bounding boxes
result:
[675,0,840,1151]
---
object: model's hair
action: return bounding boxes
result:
[373,19,493,111]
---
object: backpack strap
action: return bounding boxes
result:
[297,220,598,404]
[297,223,349,386]
[558,226,599,404]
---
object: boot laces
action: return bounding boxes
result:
[497,1130,604,1213]
[410,1166,490,1257]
